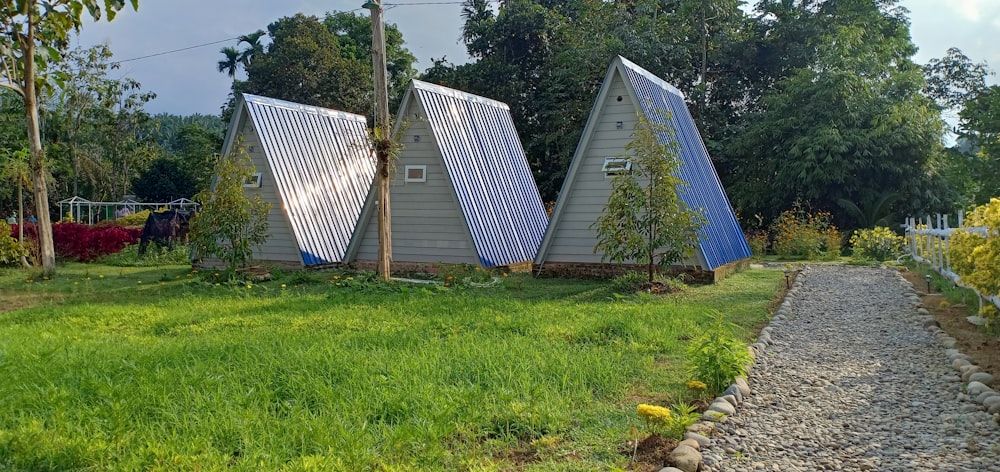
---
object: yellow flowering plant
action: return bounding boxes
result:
[636,403,672,438]
[635,402,699,439]
[948,199,1000,318]
[770,206,841,260]
[850,226,905,262]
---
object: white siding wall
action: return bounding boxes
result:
[240,121,302,264]
[354,101,477,264]
[547,76,637,263]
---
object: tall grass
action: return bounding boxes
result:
[0,264,782,470]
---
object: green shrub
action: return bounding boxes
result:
[0,220,27,265]
[849,226,904,262]
[686,315,752,395]
[745,232,768,258]
[771,207,841,260]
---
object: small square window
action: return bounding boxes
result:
[404,165,427,183]
[243,172,263,188]
[602,157,631,176]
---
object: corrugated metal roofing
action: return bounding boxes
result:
[618,57,751,269]
[241,94,375,266]
[411,80,549,267]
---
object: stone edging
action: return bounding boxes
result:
[659,267,1000,472]
[898,272,1000,417]
[659,269,807,472]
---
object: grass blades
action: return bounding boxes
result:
[0,264,782,470]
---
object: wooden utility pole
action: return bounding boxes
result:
[365,0,392,280]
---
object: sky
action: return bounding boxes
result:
[74,0,1000,117]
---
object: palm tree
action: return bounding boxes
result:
[237,29,266,68]
[217,46,242,78]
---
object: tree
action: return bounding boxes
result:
[593,116,703,283]
[324,11,415,109]
[188,140,271,271]
[725,0,948,226]
[438,0,749,201]
[0,0,138,275]
[132,156,195,203]
[0,148,31,267]
[217,46,242,78]
[957,85,1000,205]
[923,47,990,115]
[241,14,369,115]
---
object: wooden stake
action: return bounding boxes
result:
[367,0,392,281]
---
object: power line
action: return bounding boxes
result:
[114,37,240,64]
[109,2,484,65]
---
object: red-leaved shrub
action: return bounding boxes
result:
[11,222,140,262]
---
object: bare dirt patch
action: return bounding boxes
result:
[625,434,677,472]
[900,270,1000,390]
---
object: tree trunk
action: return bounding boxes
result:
[24,13,56,275]
[377,157,391,279]
[17,177,29,268]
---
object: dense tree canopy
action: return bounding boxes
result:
[418,0,983,229]
[220,12,416,119]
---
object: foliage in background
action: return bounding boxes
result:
[100,243,190,267]
[93,209,150,228]
[188,143,270,270]
[948,198,1000,309]
[727,0,952,227]
[745,231,768,258]
[51,223,139,262]
[956,86,1000,206]
[218,12,416,120]
[11,222,138,262]
[849,226,905,262]
[685,314,752,396]
[593,116,703,283]
[770,207,841,260]
[0,220,27,265]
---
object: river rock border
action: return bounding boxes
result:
[659,266,1000,472]
[659,269,807,472]
[902,272,1000,415]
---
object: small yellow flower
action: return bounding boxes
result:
[160,282,165,286]
[175,275,180,279]
[246,284,252,289]
[636,404,672,424]
[137,281,142,284]
[98,275,104,279]
[192,269,198,273]
[73,281,79,285]
[187,274,192,277]
[215,283,220,287]
[42,276,49,280]
[346,277,353,281]
[281,284,287,289]
[26,279,33,283]
[686,380,707,390]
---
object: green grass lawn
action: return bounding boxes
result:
[0,263,782,471]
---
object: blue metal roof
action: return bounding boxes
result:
[618,57,751,270]
[411,80,548,267]
[240,94,375,266]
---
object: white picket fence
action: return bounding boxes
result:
[903,213,999,313]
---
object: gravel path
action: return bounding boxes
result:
[700,265,1000,472]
